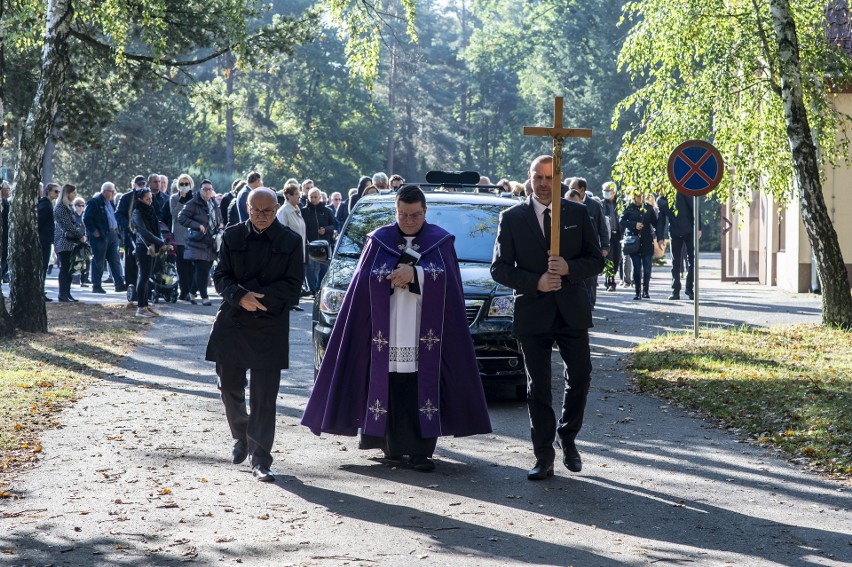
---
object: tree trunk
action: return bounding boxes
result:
[224,51,235,178]
[769,0,852,328]
[10,0,73,333]
[386,44,397,175]
[40,128,56,185]
[0,0,14,339]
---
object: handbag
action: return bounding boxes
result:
[186,228,205,242]
[622,235,640,255]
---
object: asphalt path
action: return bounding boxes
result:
[1,255,849,566]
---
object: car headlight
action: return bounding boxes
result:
[319,287,346,315]
[488,295,514,317]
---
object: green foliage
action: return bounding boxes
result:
[613,0,852,210]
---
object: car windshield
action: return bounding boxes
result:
[337,200,509,263]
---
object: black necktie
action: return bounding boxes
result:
[543,208,551,251]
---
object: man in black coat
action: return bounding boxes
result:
[656,191,698,300]
[491,155,604,481]
[206,188,304,482]
[116,175,147,302]
[83,182,126,293]
[37,183,60,299]
[301,187,336,295]
[567,177,609,308]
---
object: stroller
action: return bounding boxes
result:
[150,221,179,303]
[126,221,179,304]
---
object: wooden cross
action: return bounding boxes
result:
[523,97,592,255]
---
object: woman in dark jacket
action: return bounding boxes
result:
[178,179,221,306]
[131,188,166,317]
[619,188,658,300]
[348,175,372,210]
[53,183,87,302]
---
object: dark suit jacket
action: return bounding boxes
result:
[82,193,117,239]
[656,192,696,239]
[37,197,55,249]
[491,198,605,335]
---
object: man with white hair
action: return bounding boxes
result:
[372,172,389,190]
[83,181,126,293]
[206,188,304,482]
[327,191,344,231]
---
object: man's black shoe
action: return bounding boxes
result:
[290,305,304,312]
[668,293,680,300]
[44,295,53,302]
[685,291,694,300]
[410,455,436,472]
[561,440,583,473]
[232,440,248,464]
[114,284,128,292]
[252,464,275,482]
[92,287,107,294]
[527,460,554,480]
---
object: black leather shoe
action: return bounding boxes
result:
[290,305,304,311]
[668,293,680,300]
[561,439,583,473]
[44,295,53,302]
[232,440,248,464]
[58,296,73,302]
[633,294,641,300]
[114,284,128,292]
[252,464,275,482]
[685,291,694,300]
[527,460,554,480]
[410,455,436,472]
[92,287,107,294]
[642,292,650,299]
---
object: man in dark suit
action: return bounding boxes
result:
[37,183,60,299]
[656,192,698,300]
[83,182,126,294]
[491,155,605,481]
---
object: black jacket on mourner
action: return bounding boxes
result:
[205,219,304,370]
[132,201,165,253]
[619,202,658,256]
[301,201,336,245]
[178,193,221,263]
[37,197,56,249]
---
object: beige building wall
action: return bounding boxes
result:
[723,94,852,292]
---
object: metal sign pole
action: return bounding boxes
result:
[694,195,700,338]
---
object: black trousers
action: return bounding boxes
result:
[670,234,695,295]
[41,241,52,291]
[607,233,621,287]
[518,316,592,463]
[175,245,195,299]
[216,363,281,468]
[135,252,154,307]
[359,372,438,458]
[192,259,213,299]
[123,239,137,296]
[57,251,74,299]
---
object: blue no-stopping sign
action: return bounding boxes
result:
[667,140,724,196]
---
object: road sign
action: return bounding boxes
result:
[667,140,724,196]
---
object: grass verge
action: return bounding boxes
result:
[0,302,149,494]
[631,324,851,480]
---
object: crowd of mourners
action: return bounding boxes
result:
[0,167,697,317]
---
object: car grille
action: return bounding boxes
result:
[465,300,483,326]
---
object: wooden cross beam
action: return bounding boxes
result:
[523,97,592,256]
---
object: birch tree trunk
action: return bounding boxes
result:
[768,0,852,328]
[9,0,73,333]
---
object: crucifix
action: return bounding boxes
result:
[523,97,592,255]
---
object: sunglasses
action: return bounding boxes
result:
[179,183,190,188]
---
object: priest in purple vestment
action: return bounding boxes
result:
[301,185,492,471]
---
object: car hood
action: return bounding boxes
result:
[323,256,510,297]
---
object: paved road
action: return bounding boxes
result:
[2,256,849,566]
